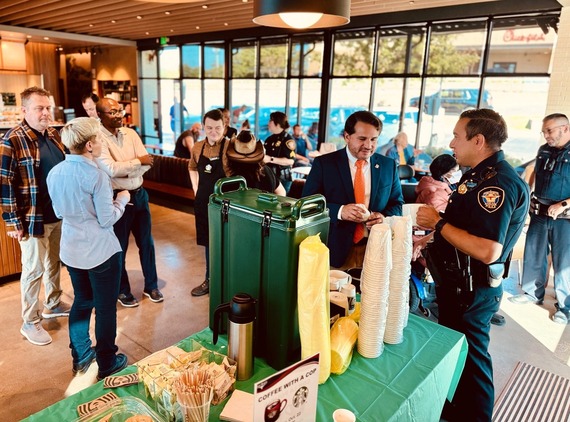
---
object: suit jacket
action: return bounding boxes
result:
[303,147,403,267]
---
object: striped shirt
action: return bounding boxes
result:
[0,120,65,236]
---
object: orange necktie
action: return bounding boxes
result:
[353,159,365,244]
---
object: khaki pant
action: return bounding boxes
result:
[19,221,62,323]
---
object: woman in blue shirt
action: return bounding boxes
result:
[47,117,131,380]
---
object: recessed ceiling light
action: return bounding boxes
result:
[165,11,171,15]
[111,20,116,23]
[26,35,32,39]
[89,24,94,27]
[145,32,150,35]
[196,26,200,29]
[170,29,174,32]
[224,23,228,26]
[43,37,49,40]
[137,15,143,19]
[242,0,248,3]
[202,4,208,8]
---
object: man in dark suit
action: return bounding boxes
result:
[303,111,403,268]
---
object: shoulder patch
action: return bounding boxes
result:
[478,187,504,213]
[286,139,296,151]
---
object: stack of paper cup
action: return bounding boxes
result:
[384,216,413,344]
[357,224,392,358]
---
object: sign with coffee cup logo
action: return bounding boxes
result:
[254,354,319,422]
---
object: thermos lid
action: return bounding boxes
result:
[229,293,257,324]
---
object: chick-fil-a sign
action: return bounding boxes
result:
[503,29,546,43]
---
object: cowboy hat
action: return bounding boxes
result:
[227,130,264,163]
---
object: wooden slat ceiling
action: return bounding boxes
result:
[0,0,500,47]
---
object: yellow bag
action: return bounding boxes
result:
[297,234,331,384]
[330,317,359,375]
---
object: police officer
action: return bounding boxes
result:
[417,109,530,421]
[263,111,296,194]
[509,113,570,324]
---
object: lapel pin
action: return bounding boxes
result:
[375,164,379,169]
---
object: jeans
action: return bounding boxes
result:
[19,221,62,323]
[66,252,122,371]
[113,188,158,296]
[521,214,570,312]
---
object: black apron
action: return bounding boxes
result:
[195,138,226,246]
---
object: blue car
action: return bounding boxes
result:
[410,88,493,115]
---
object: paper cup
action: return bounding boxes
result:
[330,270,352,290]
[333,408,356,422]
[402,203,423,227]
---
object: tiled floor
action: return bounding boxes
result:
[0,200,569,421]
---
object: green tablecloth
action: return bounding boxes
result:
[24,314,467,422]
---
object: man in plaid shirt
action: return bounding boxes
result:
[0,86,71,346]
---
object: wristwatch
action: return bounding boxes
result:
[270,156,274,162]
[435,218,448,233]
[562,200,568,208]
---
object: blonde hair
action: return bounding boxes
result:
[60,117,100,153]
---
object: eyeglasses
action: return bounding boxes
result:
[102,109,126,117]
[540,124,566,137]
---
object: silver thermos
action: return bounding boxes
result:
[213,293,256,380]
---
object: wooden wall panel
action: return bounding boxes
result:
[25,42,61,107]
[0,223,21,278]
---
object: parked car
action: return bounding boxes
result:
[409,88,493,115]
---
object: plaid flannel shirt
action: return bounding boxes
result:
[0,120,65,236]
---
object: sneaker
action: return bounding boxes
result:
[491,313,506,326]
[73,347,97,376]
[508,294,543,305]
[191,279,209,297]
[42,300,71,319]
[117,294,139,308]
[20,322,52,346]
[143,288,164,303]
[552,310,569,325]
[97,353,128,381]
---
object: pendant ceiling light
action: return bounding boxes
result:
[253,0,351,29]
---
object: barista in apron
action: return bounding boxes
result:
[189,109,229,296]
[194,138,227,246]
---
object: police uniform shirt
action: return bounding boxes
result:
[264,131,296,161]
[534,140,570,203]
[438,150,530,264]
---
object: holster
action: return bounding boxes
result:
[424,243,471,293]
[530,196,570,219]
[280,166,293,182]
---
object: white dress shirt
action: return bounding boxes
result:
[96,126,150,190]
[338,149,372,220]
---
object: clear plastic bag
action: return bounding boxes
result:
[297,234,331,384]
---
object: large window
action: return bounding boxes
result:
[139,11,559,165]
[140,43,226,150]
